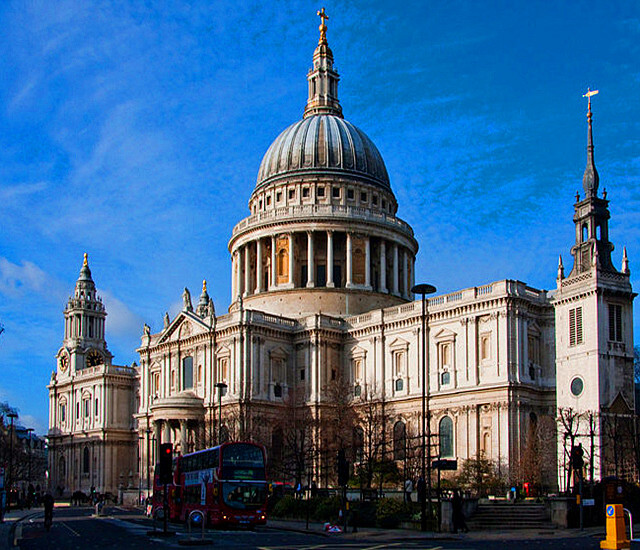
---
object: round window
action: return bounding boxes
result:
[570,377,584,397]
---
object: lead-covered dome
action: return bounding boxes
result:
[256,114,390,190]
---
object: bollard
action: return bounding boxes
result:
[601,504,629,549]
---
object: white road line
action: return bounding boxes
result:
[60,521,81,536]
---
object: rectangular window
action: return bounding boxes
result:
[300,369,305,381]
[95,398,99,416]
[332,186,340,199]
[60,404,66,423]
[347,189,354,200]
[302,187,310,198]
[569,306,583,346]
[288,188,295,200]
[83,399,90,417]
[609,304,623,342]
[266,195,271,205]
[76,402,80,420]
[276,191,282,202]
[360,192,367,202]
[317,186,325,197]
[372,195,378,205]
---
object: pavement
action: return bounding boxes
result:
[0,506,43,550]
[265,516,613,543]
[0,504,629,548]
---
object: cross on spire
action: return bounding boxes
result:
[317,7,329,44]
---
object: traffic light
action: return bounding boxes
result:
[159,443,173,485]
[571,444,584,470]
[337,449,349,486]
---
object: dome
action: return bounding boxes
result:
[256,114,390,190]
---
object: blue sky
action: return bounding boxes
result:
[0,1,638,434]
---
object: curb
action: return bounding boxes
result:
[261,524,330,538]
[9,512,41,548]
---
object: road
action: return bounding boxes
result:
[16,507,604,549]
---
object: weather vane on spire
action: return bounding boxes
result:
[317,7,329,44]
[583,87,599,113]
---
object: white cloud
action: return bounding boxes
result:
[0,257,65,301]
[100,289,145,339]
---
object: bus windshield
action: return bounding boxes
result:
[221,443,265,480]
[221,482,268,510]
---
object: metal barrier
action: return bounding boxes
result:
[624,508,634,541]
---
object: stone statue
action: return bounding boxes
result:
[183,287,193,311]
[143,323,150,336]
[164,312,170,329]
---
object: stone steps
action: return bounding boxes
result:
[469,501,551,530]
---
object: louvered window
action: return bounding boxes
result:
[569,307,583,346]
[609,304,623,342]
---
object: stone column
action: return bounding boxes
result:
[393,243,399,296]
[380,240,387,293]
[306,231,315,287]
[365,236,371,289]
[346,232,353,288]
[235,250,243,299]
[403,248,409,298]
[256,238,263,293]
[154,420,161,456]
[243,245,251,297]
[180,420,188,453]
[326,230,334,287]
[288,233,295,288]
[270,236,277,290]
[411,256,415,297]
[163,420,170,445]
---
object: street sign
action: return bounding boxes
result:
[583,499,595,507]
[432,459,458,471]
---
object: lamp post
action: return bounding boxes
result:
[26,428,34,501]
[411,283,436,532]
[7,412,18,511]
[215,383,228,445]
[146,427,152,497]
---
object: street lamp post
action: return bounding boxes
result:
[215,383,228,445]
[7,412,18,511]
[26,428,34,501]
[411,283,436,532]
[146,427,152,497]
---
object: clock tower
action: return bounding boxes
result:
[57,253,112,377]
[48,254,137,497]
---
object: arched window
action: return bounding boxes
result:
[183,356,193,390]
[596,224,602,240]
[393,421,406,460]
[439,416,454,458]
[582,224,588,242]
[441,371,450,385]
[277,249,288,278]
[83,447,90,474]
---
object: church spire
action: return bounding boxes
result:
[582,88,600,198]
[303,8,343,119]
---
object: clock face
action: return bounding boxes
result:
[86,349,103,368]
[60,354,69,372]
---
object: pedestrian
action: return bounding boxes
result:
[452,489,468,533]
[416,476,426,505]
[43,492,54,531]
[404,478,413,503]
[310,480,318,499]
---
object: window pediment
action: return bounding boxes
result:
[433,328,457,342]
[389,337,409,351]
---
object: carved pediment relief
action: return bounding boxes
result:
[350,345,367,359]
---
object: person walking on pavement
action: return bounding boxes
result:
[404,478,413,503]
[452,489,468,533]
[43,492,54,531]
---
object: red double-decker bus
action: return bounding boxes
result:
[153,441,268,527]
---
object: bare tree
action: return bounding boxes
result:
[353,387,390,489]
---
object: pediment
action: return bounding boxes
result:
[433,328,457,341]
[158,311,211,344]
[606,392,633,415]
[350,345,367,358]
[269,346,288,360]
[389,337,410,350]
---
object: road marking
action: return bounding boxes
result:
[60,522,81,537]
[365,544,404,550]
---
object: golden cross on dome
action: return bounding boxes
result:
[317,7,329,43]
[203,279,207,293]
[83,252,88,267]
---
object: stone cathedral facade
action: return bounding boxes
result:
[49,18,635,496]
